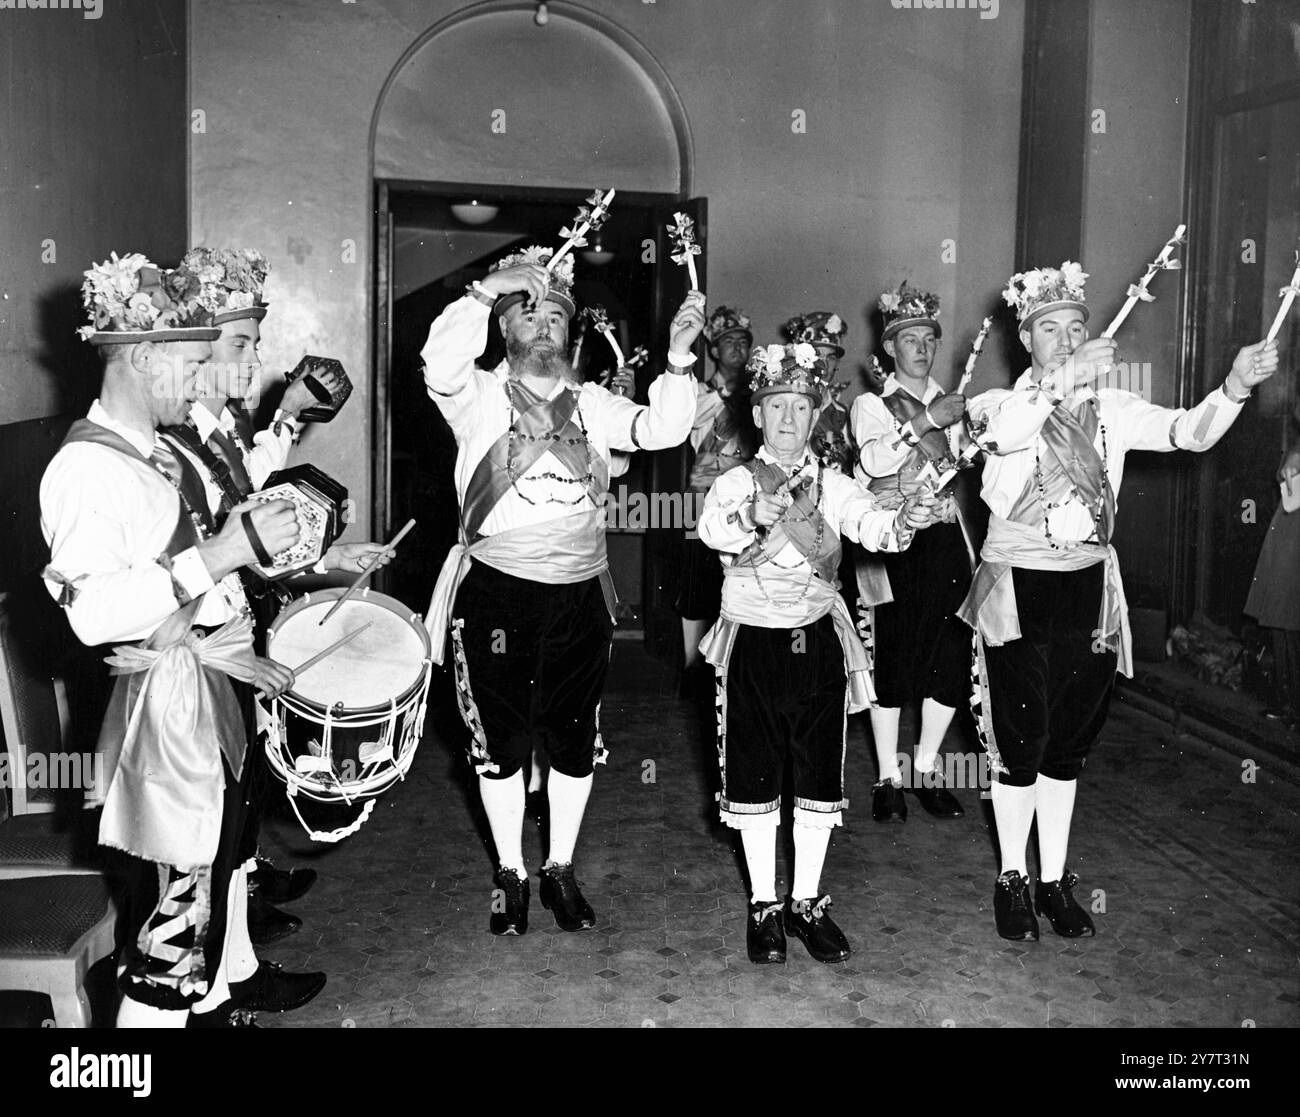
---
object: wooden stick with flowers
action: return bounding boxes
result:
[667,211,702,291]
[547,189,615,274]
[1101,223,1186,339]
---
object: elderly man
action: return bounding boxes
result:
[852,284,973,824]
[964,261,1278,941]
[698,342,939,966]
[677,305,757,696]
[422,246,700,936]
[41,253,301,1027]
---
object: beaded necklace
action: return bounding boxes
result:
[1033,402,1109,550]
[752,458,826,604]
[504,381,598,508]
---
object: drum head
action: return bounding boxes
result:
[270,590,428,710]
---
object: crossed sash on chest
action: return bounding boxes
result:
[53,420,256,870]
[461,380,609,540]
[958,392,1131,680]
[731,459,841,583]
[877,386,959,485]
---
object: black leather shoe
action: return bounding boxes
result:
[250,859,318,905]
[489,867,530,936]
[746,901,786,964]
[539,861,596,931]
[186,1007,259,1028]
[994,870,1040,941]
[1034,871,1096,938]
[910,769,964,818]
[230,961,326,1013]
[784,895,851,963]
[871,780,907,824]
[247,893,302,946]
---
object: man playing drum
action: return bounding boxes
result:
[423,247,700,936]
[41,252,301,1027]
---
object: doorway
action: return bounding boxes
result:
[373,181,706,661]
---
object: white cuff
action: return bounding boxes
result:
[171,547,216,600]
[666,350,697,368]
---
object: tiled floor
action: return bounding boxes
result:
[250,640,1300,1028]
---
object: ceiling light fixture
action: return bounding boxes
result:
[450,200,499,225]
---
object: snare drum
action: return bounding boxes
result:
[263,587,432,841]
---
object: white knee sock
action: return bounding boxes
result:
[869,706,902,782]
[527,744,547,794]
[990,780,1035,877]
[740,827,778,903]
[116,996,188,1029]
[546,769,593,866]
[1034,774,1078,882]
[479,770,527,876]
[792,822,832,900]
[226,861,258,983]
[915,697,957,774]
[189,866,246,1014]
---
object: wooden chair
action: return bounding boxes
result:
[0,591,102,879]
[0,874,115,1027]
[0,592,117,1025]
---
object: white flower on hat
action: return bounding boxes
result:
[825,314,843,334]
[762,344,785,374]
[126,292,159,328]
[878,291,900,314]
[1060,260,1089,293]
[793,342,818,369]
[227,291,255,311]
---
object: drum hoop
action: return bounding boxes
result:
[270,587,431,714]
[278,662,429,721]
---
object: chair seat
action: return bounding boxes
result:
[0,811,102,873]
[0,875,112,957]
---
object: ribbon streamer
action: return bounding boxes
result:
[1101,223,1186,339]
[955,316,993,395]
[667,211,701,290]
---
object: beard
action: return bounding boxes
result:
[506,333,575,382]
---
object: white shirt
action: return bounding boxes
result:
[968,370,1245,543]
[40,401,247,646]
[698,446,909,628]
[192,400,293,489]
[851,373,958,484]
[421,295,695,537]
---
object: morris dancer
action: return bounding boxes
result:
[783,311,856,475]
[963,261,1278,940]
[422,247,700,935]
[677,306,757,697]
[698,342,939,965]
[41,252,301,1027]
[852,283,972,823]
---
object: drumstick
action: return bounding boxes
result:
[290,622,372,676]
[316,518,417,626]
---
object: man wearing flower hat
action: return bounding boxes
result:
[160,247,388,1015]
[698,342,940,965]
[677,305,758,697]
[783,311,856,476]
[963,261,1278,941]
[421,246,701,936]
[40,252,303,1026]
[852,283,974,825]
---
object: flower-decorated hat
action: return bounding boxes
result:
[782,310,847,357]
[746,342,832,408]
[1003,261,1089,328]
[703,306,753,346]
[490,246,576,318]
[173,247,271,325]
[77,252,220,346]
[879,282,942,342]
